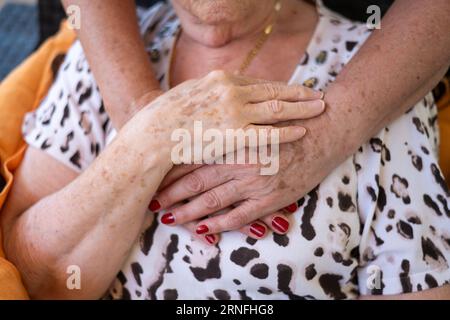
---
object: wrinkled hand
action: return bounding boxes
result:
[130,70,325,164]
[149,141,322,245]
[141,71,329,245]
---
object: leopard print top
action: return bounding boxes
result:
[22,2,450,299]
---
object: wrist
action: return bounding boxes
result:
[322,83,363,158]
[121,133,174,179]
[117,107,175,177]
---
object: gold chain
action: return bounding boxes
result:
[168,0,282,87]
[237,0,282,75]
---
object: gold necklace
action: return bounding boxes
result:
[168,0,282,87]
[237,0,282,75]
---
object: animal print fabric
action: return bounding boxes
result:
[22,2,450,299]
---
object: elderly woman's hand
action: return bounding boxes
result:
[128,70,324,162]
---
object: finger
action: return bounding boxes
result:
[195,200,267,234]
[238,221,269,239]
[160,181,244,226]
[261,212,291,234]
[244,125,307,145]
[241,83,323,103]
[283,202,298,213]
[154,165,232,210]
[243,99,325,124]
[159,164,204,191]
[184,221,220,246]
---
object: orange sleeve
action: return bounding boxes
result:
[437,76,450,183]
[0,22,76,300]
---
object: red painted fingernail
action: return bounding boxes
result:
[284,203,298,213]
[250,223,266,238]
[205,234,216,245]
[149,200,161,211]
[272,217,289,233]
[196,225,209,235]
[161,213,175,225]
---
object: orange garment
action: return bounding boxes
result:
[437,78,450,182]
[0,22,76,300]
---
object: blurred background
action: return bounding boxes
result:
[0,0,39,79]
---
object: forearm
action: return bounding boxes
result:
[283,0,450,196]
[298,0,450,165]
[62,0,162,128]
[5,130,172,299]
[327,0,450,150]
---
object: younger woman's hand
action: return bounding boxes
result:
[149,145,303,245]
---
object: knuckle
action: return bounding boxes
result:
[185,173,204,193]
[208,70,228,81]
[223,83,240,99]
[263,83,280,99]
[268,100,283,117]
[203,190,222,209]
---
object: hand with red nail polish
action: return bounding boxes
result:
[149,200,161,212]
[152,142,311,238]
[204,234,216,245]
[284,203,298,213]
[161,213,175,225]
[271,216,290,233]
[249,223,267,238]
[196,225,209,235]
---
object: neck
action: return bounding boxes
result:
[172,0,280,48]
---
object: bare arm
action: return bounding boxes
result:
[327,0,450,150]
[0,73,320,299]
[62,0,163,129]
[307,0,450,300]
